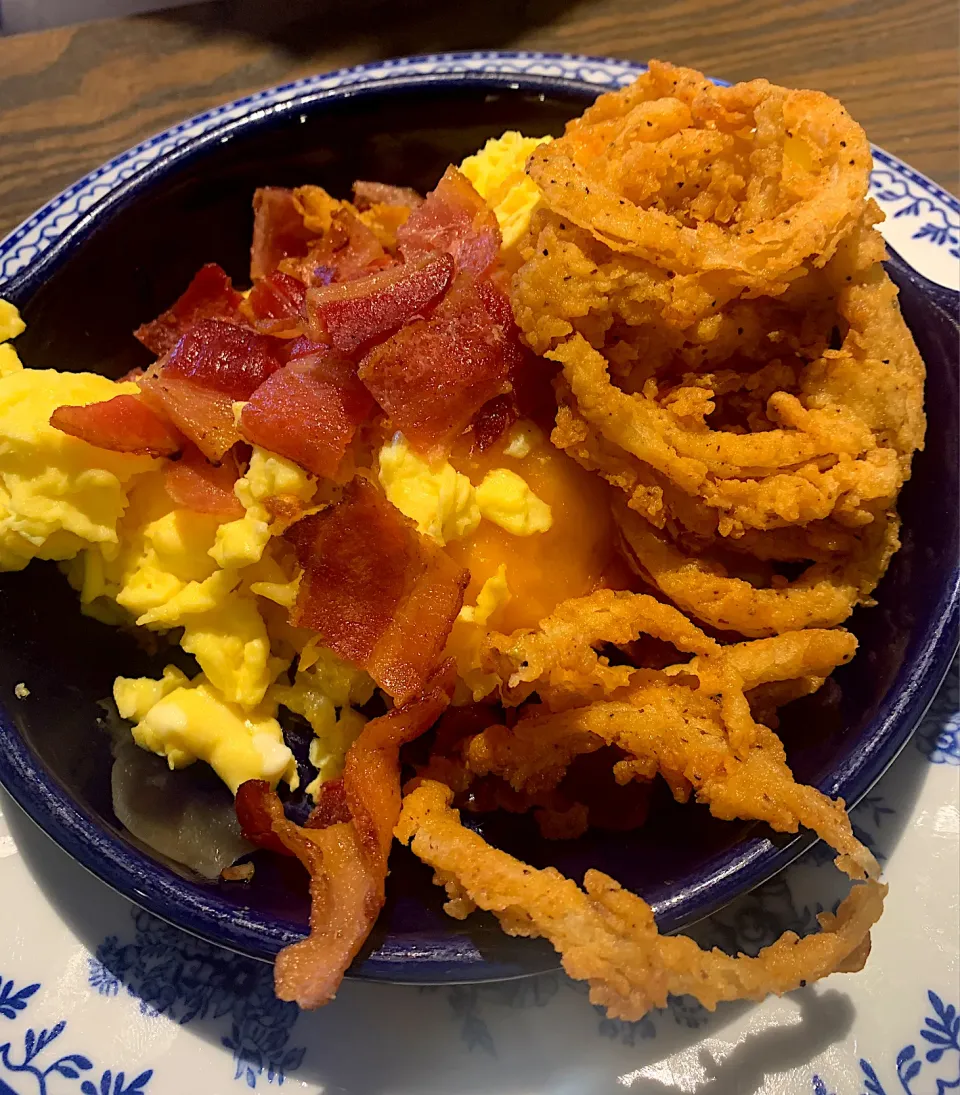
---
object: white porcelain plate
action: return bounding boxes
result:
[0,52,958,1095]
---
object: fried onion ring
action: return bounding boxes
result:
[480,587,720,707]
[525,61,872,295]
[397,781,885,1020]
[464,652,874,881]
[616,500,900,636]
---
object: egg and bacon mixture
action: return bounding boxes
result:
[0,131,616,801]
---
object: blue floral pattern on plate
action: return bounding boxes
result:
[87,913,304,1089]
[0,974,151,1095]
[917,664,960,765]
[871,150,960,261]
[812,991,960,1094]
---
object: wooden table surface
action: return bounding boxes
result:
[0,0,956,240]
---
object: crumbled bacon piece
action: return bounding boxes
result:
[138,375,238,463]
[471,394,517,452]
[243,271,307,338]
[396,165,500,276]
[138,319,284,461]
[49,393,183,457]
[342,659,455,873]
[235,665,453,1008]
[134,264,244,356]
[251,187,317,281]
[287,479,468,703]
[291,209,394,287]
[470,322,558,447]
[305,253,454,354]
[240,348,375,479]
[352,180,423,210]
[163,444,245,518]
[234,780,296,857]
[159,318,283,400]
[358,273,518,457]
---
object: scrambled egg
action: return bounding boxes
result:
[378,433,552,544]
[211,446,317,570]
[460,131,552,252]
[475,468,552,536]
[0,366,157,572]
[0,300,25,377]
[273,639,374,797]
[114,665,297,793]
[271,641,375,795]
[378,434,480,544]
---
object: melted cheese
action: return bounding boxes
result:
[447,426,619,631]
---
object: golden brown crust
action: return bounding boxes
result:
[397,782,885,1021]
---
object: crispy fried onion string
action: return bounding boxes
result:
[397,781,885,1020]
[464,631,868,868]
[509,61,923,641]
[616,499,900,637]
[480,587,720,707]
[548,333,903,537]
[524,61,873,291]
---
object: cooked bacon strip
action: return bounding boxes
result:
[134,264,244,356]
[163,443,244,518]
[243,271,307,338]
[240,348,376,479]
[306,777,351,829]
[305,253,454,354]
[49,393,183,457]
[343,661,455,875]
[251,187,317,281]
[288,477,414,655]
[358,273,518,456]
[294,209,394,287]
[158,318,283,400]
[139,319,284,461]
[139,375,238,463]
[352,180,423,210]
[236,667,453,1008]
[287,479,469,702]
[396,165,500,276]
[471,394,517,451]
[234,780,295,856]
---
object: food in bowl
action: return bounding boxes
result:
[0,61,925,1017]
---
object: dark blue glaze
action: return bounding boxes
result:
[0,59,956,985]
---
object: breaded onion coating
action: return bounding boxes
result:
[397,781,886,1020]
[481,587,720,707]
[464,648,874,882]
[616,500,900,636]
[525,61,873,295]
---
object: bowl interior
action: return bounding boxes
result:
[0,76,957,983]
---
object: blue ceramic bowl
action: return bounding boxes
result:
[0,53,957,984]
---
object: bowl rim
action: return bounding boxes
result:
[0,49,957,984]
